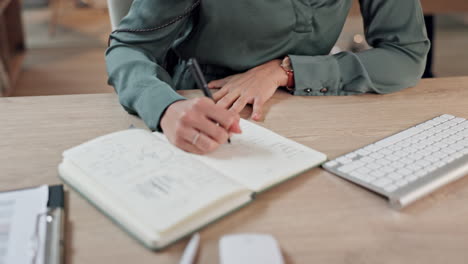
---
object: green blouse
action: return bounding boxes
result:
[106,0,430,131]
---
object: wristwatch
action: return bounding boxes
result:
[280,56,295,91]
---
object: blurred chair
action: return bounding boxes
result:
[107,0,133,30]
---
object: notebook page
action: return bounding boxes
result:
[191,119,327,191]
[63,129,247,232]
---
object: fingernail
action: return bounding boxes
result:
[229,123,242,133]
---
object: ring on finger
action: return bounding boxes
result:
[191,131,201,145]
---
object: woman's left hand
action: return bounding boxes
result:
[209,59,288,121]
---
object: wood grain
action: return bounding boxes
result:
[0,76,468,263]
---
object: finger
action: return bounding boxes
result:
[177,139,205,154]
[172,128,205,154]
[229,96,249,114]
[208,77,229,89]
[205,105,241,133]
[177,127,217,154]
[251,97,265,121]
[213,86,229,102]
[192,117,230,144]
[191,131,220,153]
[228,120,242,134]
[217,89,240,109]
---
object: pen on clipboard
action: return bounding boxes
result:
[188,58,232,144]
[45,185,65,264]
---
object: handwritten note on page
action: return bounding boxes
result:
[192,119,327,191]
[64,129,246,231]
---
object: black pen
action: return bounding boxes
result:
[188,58,232,144]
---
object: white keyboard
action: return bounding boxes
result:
[323,114,468,208]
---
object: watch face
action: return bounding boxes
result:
[281,56,293,72]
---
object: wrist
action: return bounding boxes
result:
[160,100,184,132]
[271,59,289,87]
[279,56,294,90]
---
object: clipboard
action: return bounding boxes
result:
[0,184,65,264]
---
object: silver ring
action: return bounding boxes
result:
[191,132,201,145]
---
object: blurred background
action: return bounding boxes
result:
[1,0,468,97]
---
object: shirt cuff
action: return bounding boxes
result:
[289,54,341,96]
[289,53,372,96]
[134,87,186,131]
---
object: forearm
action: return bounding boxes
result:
[105,0,197,130]
[106,44,185,131]
[289,0,430,96]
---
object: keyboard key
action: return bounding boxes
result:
[401,158,415,165]
[384,184,398,193]
[370,153,384,159]
[396,168,412,176]
[441,148,456,155]
[379,148,393,155]
[388,173,403,180]
[381,166,395,173]
[407,175,418,182]
[373,178,392,188]
[370,171,386,178]
[325,161,338,167]
[394,151,408,158]
[350,171,365,179]
[390,161,405,169]
[450,144,464,151]
[337,157,353,164]
[357,149,370,156]
[415,159,430,166]
[360,156,375,163]
[434,152,449,159]
[425,156,440,163]
[440,114,455,120]
[366,163,382,170]
[376,159,391,165]
[365,145,382,152]
[415,170,429,178]
[386,155,400,161]
[396,179,409,187]
[356,167,371,174]
[406,164,422,172]
[337,161,365,173]
[453,117,466,123]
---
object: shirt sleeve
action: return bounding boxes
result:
[289,0,431,96]
[105,0,196,131]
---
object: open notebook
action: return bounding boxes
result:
[58,119,326,250]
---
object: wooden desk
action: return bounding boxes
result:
[1,77,468,263]
[350,0,468,15]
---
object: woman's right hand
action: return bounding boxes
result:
[160,98,242,154]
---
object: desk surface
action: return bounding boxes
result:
[1,77,468,264]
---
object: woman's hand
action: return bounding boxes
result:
[209,59,288,121]
[160,98,242,154]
